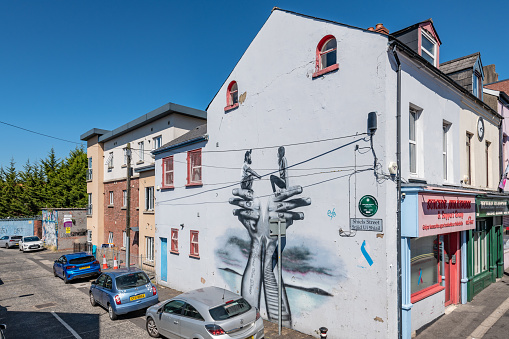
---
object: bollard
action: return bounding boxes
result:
[319,327,328,339]
[102,254,108,269]
[113,256,118,269]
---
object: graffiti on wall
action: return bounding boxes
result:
[216,147,344,327]
[42,210,58,246]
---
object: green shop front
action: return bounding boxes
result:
[467,196,508,301]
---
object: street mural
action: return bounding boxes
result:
[42,210,58,246]
[216,147,344,327]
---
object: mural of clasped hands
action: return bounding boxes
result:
[229,185,311,327]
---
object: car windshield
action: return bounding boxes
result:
[115,272,150,290]
[209,298,251,321]
[69,256,96,265]
[24,236,39,242]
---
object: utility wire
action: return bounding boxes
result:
[0,120,83,145]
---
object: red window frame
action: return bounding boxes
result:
[162,156,174,189]
[410,235,444,303]
[190,230,199,258]
[312,35,339,78]
[224,81,239,112]
[170,228,179,254]
[187,149,202,186]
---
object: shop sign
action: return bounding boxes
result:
[418,193,476,237]
[476,198,509,217]
[358,195,378,217]
[63,215,73,228]
[350,218,383,232]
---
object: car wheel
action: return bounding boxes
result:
[146,317,160,338]
[108,304,117,321]
[64,273,69,284]
[89,292,97,307]
[4,244,7,248]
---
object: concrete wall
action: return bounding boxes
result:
[411,291,445,332]
[156,10,396,338]
[0,218,36,237]
[86,134,105,247]
[55,209,87,250]
[138,170,155,266]
[42,210,58,246]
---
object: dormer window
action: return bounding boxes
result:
[421,31,437,66]
[225,81,239,111]
[473,71,483,99]
[313,35,339,78]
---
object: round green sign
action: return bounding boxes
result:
[359,195,378,217]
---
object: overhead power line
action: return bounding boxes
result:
[0,120,83,145]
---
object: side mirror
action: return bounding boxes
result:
[0,324,6,329]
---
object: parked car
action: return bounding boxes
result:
[0,235,22,248]
[53,252,101,284]
[145,286,264,339]
[19,236,43,252]
[89,269,158,321]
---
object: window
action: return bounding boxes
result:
[153,136,162,150]
[313,35,338,78]
[109,191,114,206]
[411,236,440,300]
[190,230,199,258]
[473,71,483,99]
[225,81,239,111]
[138,141,144,162]
[421,30,437,66]
[108,232,114,244]
[88,157,92,168]
[486,141,491,187]
[466,132,473,185]
[107,152,114,170]
[145,186,154,211]
[123,231,127,248]
[409,108,418,174]
[162,156,174,188]
[87,230,92,243]
[187,149,202,185]
[164,300,185,314]
[183,303,204,321]
[123,190,127,207]
[123,148,128,165]
[473,220,488,275]
[443,122,451,181]
[146,236,154,262]
[171,228,179,254]
[87,193,92,215]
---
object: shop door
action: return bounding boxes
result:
[443,233,459,306]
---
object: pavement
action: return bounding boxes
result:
[415,269,509,339]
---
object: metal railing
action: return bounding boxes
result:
[93,247,156,275]
[73,242,93,253]
[86,169,93,181]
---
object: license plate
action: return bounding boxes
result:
[130,294,145,301]
[245,336,254,339]
[79,266,90,270]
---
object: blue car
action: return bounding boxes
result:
[53,252,101,284]
[89,269,159,320]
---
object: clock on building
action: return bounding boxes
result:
[477,116,484,141]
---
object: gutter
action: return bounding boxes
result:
[152,135,209,155]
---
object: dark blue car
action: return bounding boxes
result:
[53,252,101,284]
[89,269,159,320]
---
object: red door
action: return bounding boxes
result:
[443,233,460,306]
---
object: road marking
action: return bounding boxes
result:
[466,296,509,339]
[51,311,83,339]
[40,260,53,266]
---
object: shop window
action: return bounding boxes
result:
[473,220,488,275]
[187,149,202,186]
[190,230,199,258]
[410,236,442,302]
[162,156,174,188]
[313,35,339,78]
[170,228,179,254]
[225,81,239,111]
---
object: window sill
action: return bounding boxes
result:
[189,254,200,259]
[87,215,92,218]
[136,161,144,165]
[143,261,155,267]
[143,210,155,215]
[186,182,203,187]
[121,207,126,210]
[86,179,92,183]
[121,164,127,168]
[161,185,174,190]
[107,205,114,208]
[224,103,239,112]
[411,284,445,303]
[170,250,179,255]
[312,63,339,78]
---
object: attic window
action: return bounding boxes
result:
[421,31,437,66]
[225,81,239,112]
[313,35,339,78]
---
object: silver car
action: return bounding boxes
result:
[0,235,22,248]
[146,287,264,339]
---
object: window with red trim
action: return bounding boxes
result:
[170,228,179,254]
[162,156,174,188]
[187,149,202,186]
[190,230,199,258]
[224,81,239,111]
[313,35,339,78]
[410,235,442,303]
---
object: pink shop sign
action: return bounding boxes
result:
[418,193,476,237]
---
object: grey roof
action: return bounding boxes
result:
[80,102,206,142]
[440,52,480,75]
[153,124,207,154]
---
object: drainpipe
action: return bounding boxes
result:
[390,42,403,339]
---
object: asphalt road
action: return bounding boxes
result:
[0,247,149,339]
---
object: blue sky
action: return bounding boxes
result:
[1,0,507,170]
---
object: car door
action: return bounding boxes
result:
[179,303,206,339]
[55,256,65,276]
[93,274,108,307]
[158,300,185,339]
[102,275,113,306]
[0,236,7,247]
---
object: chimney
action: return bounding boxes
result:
[367,27,375,31]
[375,23,389,35]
